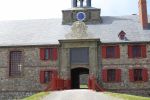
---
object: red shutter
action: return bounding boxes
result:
[115,69,121,82]
[141,45,147,58]
[142,68,148,82]
[128,45,132,58]
[40,48,45,60]
[40,71,45,84]
[129,69,134,82]
[102,46,106,58]
[52,48,58,61]
[115,45,120,58]
[102,69,107,82]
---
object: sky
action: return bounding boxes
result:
[0,0,149,21]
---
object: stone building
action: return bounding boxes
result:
[0,0,150,99]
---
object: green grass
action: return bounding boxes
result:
[105,92,150,100]
[80,84,88,88]
[22,92,50,100]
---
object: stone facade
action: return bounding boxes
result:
[99,43,150,96]
[62,8,101,25]
[0,40,150,99]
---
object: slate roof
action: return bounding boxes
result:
[0,15,149,46]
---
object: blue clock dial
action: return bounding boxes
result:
[76,12,86,21]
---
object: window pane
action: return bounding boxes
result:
[70,48,89,64]
[132,45,141,58]
[106,46,115,58]
[107,69,116,82]
[45,49,49,60]
[10,51,22,76]
[44,71,52,83]
[134,69,142,81]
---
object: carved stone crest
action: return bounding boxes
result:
[65,21,92,39]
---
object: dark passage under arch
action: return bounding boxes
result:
[71,67,89,89]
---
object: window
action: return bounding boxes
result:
[40,70,54,84]
[40,48,58,61]
[118,31,126,40]
[134,69,142,81]
[70,48,89,64]
[9,51,22,77]
[106,46,115,58]
[102,45,120,58]
[102,69,121,82]
[128,44,146,58]
[132,45,141,58]
[129,68,148,82]
[44,71,52,83]
[107,69,116,82]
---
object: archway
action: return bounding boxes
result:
[71,67,89,89]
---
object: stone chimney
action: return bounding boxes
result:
[138,0,148,29]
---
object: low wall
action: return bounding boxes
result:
[0,91,38,100]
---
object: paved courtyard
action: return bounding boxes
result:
[42,89,122,100]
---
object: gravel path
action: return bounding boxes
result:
[42,89,122,100]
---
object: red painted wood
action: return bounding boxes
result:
[115,69,121,82]
[64,79,71,89]
[40,71,45,84]
[88,76,92,89]
[102,46,106,58]
[141,45,147,58]
[52,48,58,61]
[102,69,107,82]
[129,69,134,82]
[40,48,45,60]
[128,45,132,58]
[142,68,148,82]
[115,45,120,58]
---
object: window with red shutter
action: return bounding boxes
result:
[102,69,107,82]
[128,44,147,58]
[129,69,134,82]
[102,45,120,59]
[40,48,58,61]
[40,70,55,84]
[142,68,148,82]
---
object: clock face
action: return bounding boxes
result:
[76,12,86,21]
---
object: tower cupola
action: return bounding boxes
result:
[62,0,101,25]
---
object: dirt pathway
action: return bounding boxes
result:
[42,89,122,100]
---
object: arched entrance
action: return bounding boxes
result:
[71,67,89,89]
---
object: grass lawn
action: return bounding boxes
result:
[80,84,88,88]
[105,92,150,100]
[22,92,49,100]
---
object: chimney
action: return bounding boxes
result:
[139,0,148,29]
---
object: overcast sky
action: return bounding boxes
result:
[0,0,149,21]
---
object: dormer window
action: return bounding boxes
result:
[118,31,126,40]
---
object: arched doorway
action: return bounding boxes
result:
[71,67,89,89]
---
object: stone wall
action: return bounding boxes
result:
[99,43,150,96]
[0,41,150,98]
[0,91,37,100]
[0,46,59,92]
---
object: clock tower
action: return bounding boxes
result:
[62,0,101,25]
